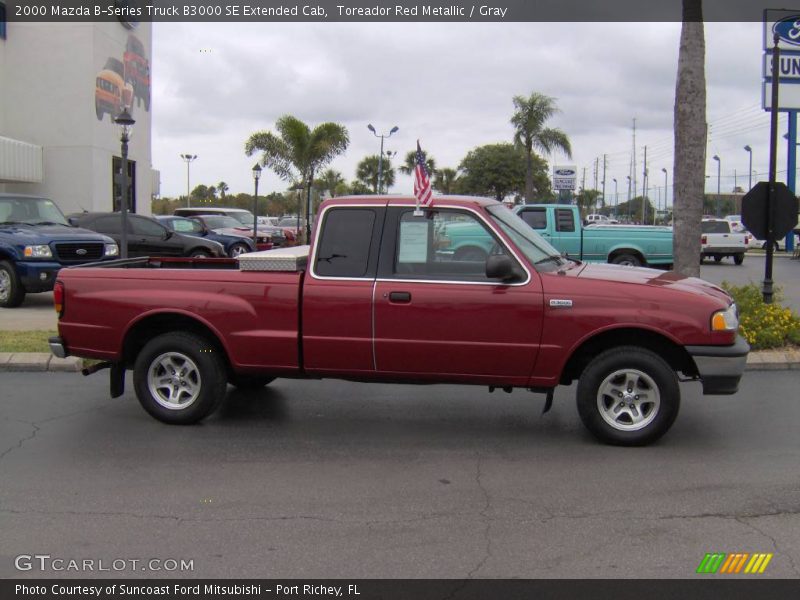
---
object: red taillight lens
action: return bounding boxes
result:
[53,281,64,317]
[701,235,707,245]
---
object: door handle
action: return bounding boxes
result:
[388,291,411,303]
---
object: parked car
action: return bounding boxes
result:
[155,216,256,257]
[700,219,748,264]
[174,207,254,226]
[51,195,748,446]
[68,212,225,258]
[0,194,119,308]
[173,207,289,247]
[186,215,272,251]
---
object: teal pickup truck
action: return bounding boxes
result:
[513,204,673,267]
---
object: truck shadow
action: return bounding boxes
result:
[214,388,290,422]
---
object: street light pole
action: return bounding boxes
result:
[367,124,398,194]
[744,145,752,191]
[180,154,197,207]
[114,108,135,259]
[712,155,721,216]
[612,178,618,218]
[252,163,262,247]
[661,167,668,222]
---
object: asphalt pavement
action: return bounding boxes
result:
[1,372,799,579]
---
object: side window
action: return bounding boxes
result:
[130,216,167,237]
[314,209,376,278]
[172,219,198,233]
[555,209,575,232]
[92,216,123,234]
[519,209,547,230]
[394,209,509,281]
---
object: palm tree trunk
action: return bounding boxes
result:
[525,143,534,202]
[672,0,706,277]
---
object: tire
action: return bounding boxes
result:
[576,346,680,446]
[762,241,780,252]
[610,253,642,267]
[733,253,745,265]
[227,243,250,258]
[229,374,275,390]
[133,332,227,424]
[0,261,26,308]
[454,247,488,262]
[189,249,212,258]
[713,255,722,262]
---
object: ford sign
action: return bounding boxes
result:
[773,16,800,47]
[555,169,576,176]
[76,248,87,256]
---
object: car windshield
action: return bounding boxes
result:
[0,197,70,226]
[203,216,247,229]
[486,204,567,269]
[227,212,255,226]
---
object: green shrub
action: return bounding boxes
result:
[722,282,800,350]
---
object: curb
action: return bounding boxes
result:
[0,351,799,373]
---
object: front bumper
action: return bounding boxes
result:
[16,261,62,293]
[686,335,750,395]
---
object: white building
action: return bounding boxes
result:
[0,13,157,216]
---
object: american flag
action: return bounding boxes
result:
[413,140,433,206]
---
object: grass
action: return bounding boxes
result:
[0,330,57,353]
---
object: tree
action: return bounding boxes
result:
[511,92,572,203]
[575,190,603,217]
[190,184,213,202]
[245,115,349,229]
[672,0,706,276]
[433,168,459,194]
[217,181,229,199]
[356,155,395,193]
[318,169,347,198]
[399,149,436,177]
[457,143,526,201]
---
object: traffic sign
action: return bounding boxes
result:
[741,181,799,240]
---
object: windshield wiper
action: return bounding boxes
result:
[535,255,563,266]
[32,221,69,226]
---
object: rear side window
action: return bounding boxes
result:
[519,209,547,230]
[91,216,124,234]
[130,216,166,236]
[314,209,377,278]
[555,209,575,232]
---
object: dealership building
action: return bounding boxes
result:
[0,12,157,216]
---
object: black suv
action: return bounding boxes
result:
[68,212,225,258]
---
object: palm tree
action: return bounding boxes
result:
[318,169,346,198]
[672,0,706,277]
[217,181,229,199]
[245,115,349,232]
[356,155,395,193]
[399,150,436,177]
[511,92,572,202]
[433,168,459,194]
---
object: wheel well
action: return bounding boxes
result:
[608,248,646,265]
[559,328,697,385]
[122,313,231,373]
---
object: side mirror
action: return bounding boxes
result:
[486,254,521,282]
[163,230,173,240]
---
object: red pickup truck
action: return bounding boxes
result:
[49,196,749,446]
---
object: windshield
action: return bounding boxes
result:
[0,197,70,226]
[228,211,255,226]
[486,204,567,270]
[203,215,247,229]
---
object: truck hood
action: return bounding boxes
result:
[0,223,114,244]
[573,263,732,304]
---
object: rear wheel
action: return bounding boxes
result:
[577,346,680,446]
[133,332,227,424]
[733,253,745,265]
[227,242,250,258]
[189,249,212,258]
[610,253,642,267]
[0,261,26,308]
[713,255,722,262]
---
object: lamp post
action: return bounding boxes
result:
[252,163,262,247]
[661,167,668,222]
[367,124,398,195]
[712,155,721,216]
[114,108,135,259]
[743,145,752,191]
[180,154,197,207]
[612,178,618,218]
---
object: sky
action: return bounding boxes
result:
[151,20,774,208]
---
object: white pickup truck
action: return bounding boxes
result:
[701,219,748,265]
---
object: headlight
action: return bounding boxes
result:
[24,245,53,258]
[711,303,738,331]
[104,243,119,257]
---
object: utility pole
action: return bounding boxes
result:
[601,154,607,211]
[631,118,637,207]
[642,145,648,224]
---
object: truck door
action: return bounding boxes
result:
[552,208,582,259]
[302,204,386,377]
[373,206,543,385]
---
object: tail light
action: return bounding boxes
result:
[701,235,707,245]
[53,281,64,317]
[745,235,751,245]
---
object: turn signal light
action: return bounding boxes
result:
[53,281,64,317]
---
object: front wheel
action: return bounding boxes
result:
[189,249,212,258]
[227,242,250,258]
[576,346,680,446]
[0,261,26,308]
[133,332,227,424]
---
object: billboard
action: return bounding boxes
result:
[553,165,577,190]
